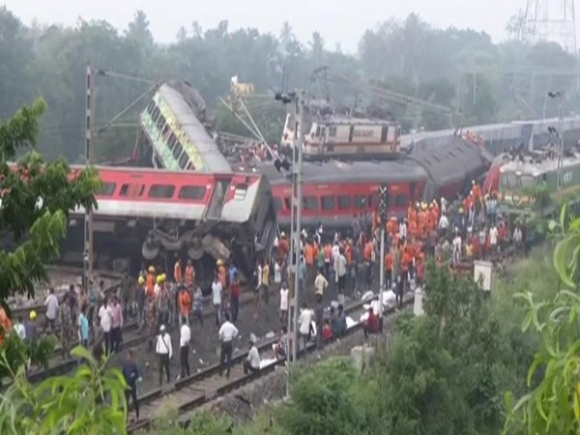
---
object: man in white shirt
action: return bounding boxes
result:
[489,224,499,254]
[218,313,238,378]
[44,288,59,333]
[179,316,191,379]
[336,251,347,294]
[279,283,289,324]
[244,336,261,374]
[298,302,314,352]
[98,299,112,354]
[13,316,26,340]
[438,213,449,237]
[314,270,328,297]
[155,324,172,386]
[212,275,222,327]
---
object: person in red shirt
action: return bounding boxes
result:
[322,318,333,342]
[364,307,380,339]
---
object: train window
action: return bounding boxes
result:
[178,186,206,200]
[148,184,175,198]
[156,114,166,131]
[284,197,291,210]
[119,183,145,197]
[273,197,283,212]
[172,141,184,161]
[395,194,407,206]
[337,195,351,210]
[178,152,189,168]
[431,154,441,162]
[161,123,171,141]
[234,184,248,200]
[303,196,319,210]
[354,195,366,209]
[186,162,195,170]
[321,196,335,210]
[168,132,177,148]
[97,182,116,196]
[151,107,161,123]
[146,101,155,115]
[328,126,337,137]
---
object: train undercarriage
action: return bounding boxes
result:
[62,215,261,292]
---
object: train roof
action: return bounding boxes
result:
[499,153,580,176]
[246,158,426,185]
[158,84,232,173]
[316,115,398,126]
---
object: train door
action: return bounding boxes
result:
[206,177,232,220]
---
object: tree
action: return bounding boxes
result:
[504,204,580,434]
[0,346,127,434]
[0,99,100,305]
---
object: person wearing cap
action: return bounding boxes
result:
[156,275,170,327]
[146,266,155,297]
[155,324,172,386]
[25,311,38,343]
[243,335,260,375]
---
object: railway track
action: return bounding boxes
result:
[127,292,414,433]
[26,289,258,384]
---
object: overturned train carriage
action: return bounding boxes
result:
[66,166,277,290]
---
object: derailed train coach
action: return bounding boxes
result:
[401,116,580,156]
[64,165,278,290]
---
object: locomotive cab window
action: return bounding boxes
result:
[98,182,116,196]
[337,195,351,210]
[234,184,248,200]
[148,184,175,198]
[178,186,206,200]
[303,196,319,210]
[321,196,335,210]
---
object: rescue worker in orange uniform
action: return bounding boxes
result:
[384,247,394,289]
[146,266,155,298]
[278,232,289,264]
[174,258,183,284]
[217,259,227,289]
[184,260,195,289]
[0,307,12,346]
[179,285,192,325]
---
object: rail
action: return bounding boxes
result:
[127,293,414,433]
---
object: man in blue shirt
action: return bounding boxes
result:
[122,349,140,421]
[78,305,89,348]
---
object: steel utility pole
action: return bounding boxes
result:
[83,65,95,292]
[548,90,564,191]
[291,90,305,363]
[378,184,388,330]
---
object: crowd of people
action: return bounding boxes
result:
[0,174,532,422]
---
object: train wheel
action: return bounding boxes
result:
[187,245,204,260]
[142,242,160,260]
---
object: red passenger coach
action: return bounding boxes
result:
[251,137,492,231]
[66,166,277,288]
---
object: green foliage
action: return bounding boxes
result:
[1,7,578,163]
[0,99,100,306]
[504,204,580,434]
[0,345,127,434]
[0,332,57,380]
[277,358,375,435]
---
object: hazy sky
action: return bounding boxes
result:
[3,0,525,52]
